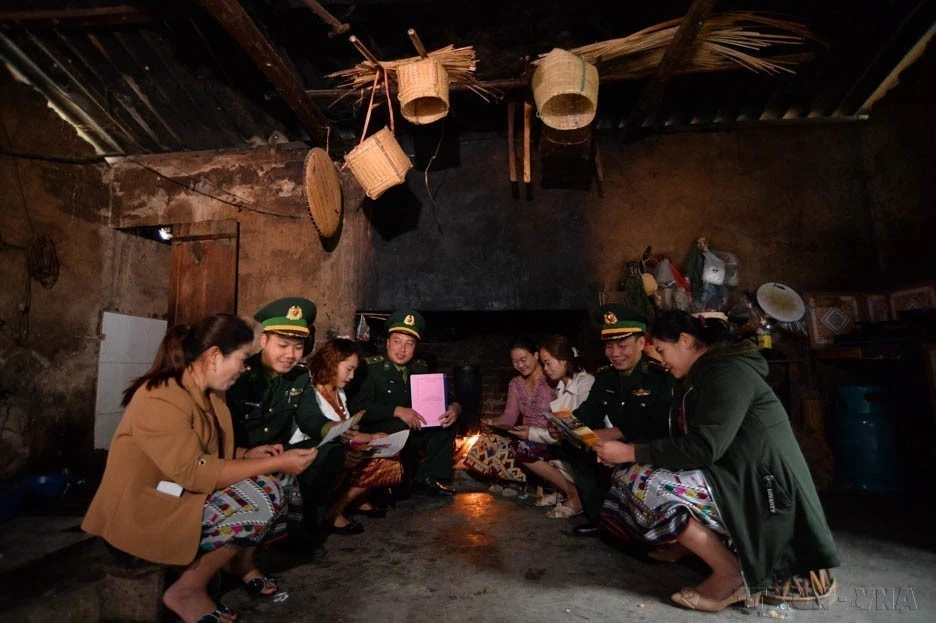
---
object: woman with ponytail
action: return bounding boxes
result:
[83,313,319,623]
[594,310,838,612]
[534,334,594,517]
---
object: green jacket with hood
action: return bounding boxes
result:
[633,341,839,591]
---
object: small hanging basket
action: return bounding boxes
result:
[397,58,450,125]
[345,126,412,200]
[532,48,599,131]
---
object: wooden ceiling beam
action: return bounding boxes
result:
[622,0,717,139]
[0,3,190,28]
[197,0,330,147]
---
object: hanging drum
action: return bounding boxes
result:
[397,58,450,125]
[532,48,599,131]
[344,126,413,200]
[304,148,342,237]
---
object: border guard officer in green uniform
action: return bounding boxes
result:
[226,297,345,556]
[348,310,461,497]
[561,303,674,536]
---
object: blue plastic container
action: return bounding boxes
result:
[835,386,899,493]
[19,473,70,499]
[0,487,22,523]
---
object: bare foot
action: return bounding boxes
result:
[693,571,745,601]
[163,582,235,623]
[332,515,351,529]
[358,502,375,512]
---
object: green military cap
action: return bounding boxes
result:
[595,303,649,340]
[385,309,425,340]
[254,297,316,338]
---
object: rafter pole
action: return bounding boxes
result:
[297,0,349,38]
[622,0,717,140]
[198,0,330,147]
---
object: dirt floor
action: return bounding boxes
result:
[1,471,934,622]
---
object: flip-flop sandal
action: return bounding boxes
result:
[244,575,279,597]
[196,604,236,623]
[545,504,583,519]
[534,491,565,507]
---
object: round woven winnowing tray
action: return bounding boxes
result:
[757,282,806,322]
[304,148,342,237]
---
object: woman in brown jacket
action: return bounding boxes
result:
[82,313,318,623]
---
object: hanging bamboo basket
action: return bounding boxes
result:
[532,48,599,131]
[344,126,412,200]
[397,58,450,125]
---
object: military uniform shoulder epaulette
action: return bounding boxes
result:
[596,364,613,373]
[294,362,308,370]
[365,355,385,365]
[645,358,669,374]
[412,358,428,368]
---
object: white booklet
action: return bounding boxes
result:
[365,429,410,458]
[289,410,365,446]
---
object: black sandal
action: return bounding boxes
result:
[244,575,278,597]
[356,506,387,518]
[196,604,236,623]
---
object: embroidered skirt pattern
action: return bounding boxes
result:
[601,463,726,545]
[199,474,285,552]
[463,433,527,483]
[509,438,557,464]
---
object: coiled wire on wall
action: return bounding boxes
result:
[26,232,59,289]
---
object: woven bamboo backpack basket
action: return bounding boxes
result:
[532,48,599,131]
[344,126,412,200]
[396,57,450,125]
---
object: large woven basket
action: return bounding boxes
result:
[344,126,412,199]
[762,570,837,610]
[397,58,450,125]
[532,48,599,131]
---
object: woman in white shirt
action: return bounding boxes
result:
[537,334,595,518]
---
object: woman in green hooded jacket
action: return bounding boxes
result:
[595,310,839,612]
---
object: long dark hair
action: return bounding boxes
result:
[510,335,539,356]
[539,334,585,375]
[122,313,254,406]
[652,310,730,346]
[309,338,360,386]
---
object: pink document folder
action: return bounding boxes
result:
[410,373,449,427]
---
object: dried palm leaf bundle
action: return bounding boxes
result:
[328,44,497,103]
[552,12,818,76]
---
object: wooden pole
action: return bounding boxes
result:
[522,99,532,187]
[349,35,382,67]
[407,29,430,59]
[297,0,349,37]
[623,0,716,139]
[198,0,330,147]
[507,101,517,183]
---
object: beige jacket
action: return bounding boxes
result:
[81,369,233,565]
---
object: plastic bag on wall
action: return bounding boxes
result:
[702,250,726,285]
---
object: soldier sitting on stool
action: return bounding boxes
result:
[556,304,674,537]
[349,310,461,497]
[227,297,346,557]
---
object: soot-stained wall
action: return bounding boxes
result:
[0,69,169,477]
[361,123,877,312]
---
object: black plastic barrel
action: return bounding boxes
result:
[452,362,481,435]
